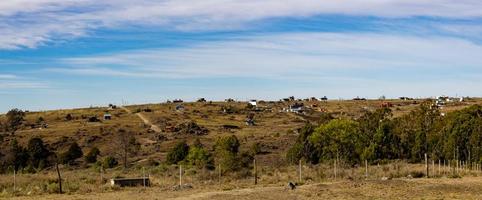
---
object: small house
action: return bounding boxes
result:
[285,103,305,113]
[103,113,112,120]
[249,100,257,107]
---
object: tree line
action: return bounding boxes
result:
[287,103,482,165]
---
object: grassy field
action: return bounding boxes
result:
[1,98,482,199]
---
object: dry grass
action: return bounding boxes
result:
[2,98,482,199]
[1,161,481,199]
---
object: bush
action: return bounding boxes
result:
[214,135,241,172]
[250,143,262,155]
[84,147,100,163]
[166,141,190,164]
[60,142,83,164]
[102,156,118,168]
[27,137,50,169]
[186,146,212,169]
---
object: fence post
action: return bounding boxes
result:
[179,165,182,187]
[425,153,429,178]
[432,160,435,176]
[100,166,104,184]
[143,167,146,187]
[13,168,16,192]
[56,163,62,194]
[365,160,368,179]
[438,160,441,176]
[218,164,222,183]
[334,159,337,180]
[254,158,257,185]
[298,160,302,183]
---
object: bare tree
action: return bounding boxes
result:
[115,129,140,169]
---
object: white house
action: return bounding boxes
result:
[249,100,257,107]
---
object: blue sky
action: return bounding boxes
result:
[1,0,482,112]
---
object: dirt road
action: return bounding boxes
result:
[120,106,162,133]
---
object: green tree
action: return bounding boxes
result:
[214,135,240,172]
[27,137,50,169]
[186,145,212,169]
[309,119,361,164]
[166,141,190,164]
[6,108,25,135]
[60,142,83,164]
[3,139,29,171]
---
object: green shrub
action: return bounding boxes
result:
[60,142,83,164]
[186,146,213,169]
[214,135,242,172]
[84,147,100,163]
[166,141,189,164]
[102,156,118,168]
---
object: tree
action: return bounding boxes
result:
[3,139,29,171]
[84,147,100,163]
[59,142,83,165]
[214,135,241,172]
[309,119,362,165]
[6,109,25,135]
[115,129,140,169]
[166,141,190,164]
[27,137,50,169]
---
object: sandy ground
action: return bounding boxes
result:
[9,177,482,200]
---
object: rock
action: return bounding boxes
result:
[381,176,392,181]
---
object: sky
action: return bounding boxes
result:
[1,0,482,113]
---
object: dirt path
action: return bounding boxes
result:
[120,106,162,133]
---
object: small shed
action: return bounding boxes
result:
[103,113,112,120]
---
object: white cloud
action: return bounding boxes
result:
[1,0,482,49]
[0,81,49,89]
[50,32,482,80]
[0,74,17,79]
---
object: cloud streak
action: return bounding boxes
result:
[1,0,482,49]
[48,32,482,81]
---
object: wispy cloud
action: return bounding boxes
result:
[0,74,49,89]
[1,0,482,49]
[0,74,18,79]
[48,32,482,80]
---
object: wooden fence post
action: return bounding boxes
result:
[298,160,302,183]
[100,166,104,184]
[425,153,429,178]
[218,164,222,183]
[142,167,146,187]
[254,158,257,185]
[432,160,435,176]
[334,159,337,180]
[13,168,16,192]
[365,160,368,179]
[56,163,62,194]
[179,165,182,187]
[438,160,441,176]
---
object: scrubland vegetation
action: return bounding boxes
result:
[0,98,481,199]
